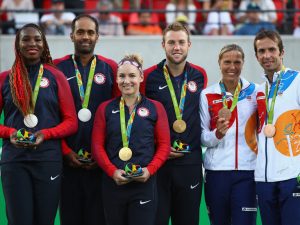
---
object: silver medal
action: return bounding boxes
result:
[24,114,38,128]
[78,108,92,122]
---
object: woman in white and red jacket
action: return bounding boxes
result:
[200,44,258,225]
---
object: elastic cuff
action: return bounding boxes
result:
[9,128,17,136]
[108,167,118,178]
[62,147,72,156]
[146,165,155,175]
[40,129,49,140]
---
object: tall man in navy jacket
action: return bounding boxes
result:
[141,22,207,225]
[54,14,118,225]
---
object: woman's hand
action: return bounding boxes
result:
[32,131,44,147]
[216,117,229,139]
[132,168,150,183]
[10,130,28,148]
[112,169,131,185]
[10,130,45,149]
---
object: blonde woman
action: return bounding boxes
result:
[92,54,170,225]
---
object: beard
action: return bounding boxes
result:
[74,42,96,55]
[166,52,188,65]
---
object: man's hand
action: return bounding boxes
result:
[64,151,83,168]
[168,147,184,159]
[82,161,98,170]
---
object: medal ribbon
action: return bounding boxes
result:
[119,96,140,148]
[72,55,96,108]
[31,64,44,111]
[265,66,285,124]
[163,65,187,120]
[219,81,241,112]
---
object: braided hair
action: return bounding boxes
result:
[9,23,53,116]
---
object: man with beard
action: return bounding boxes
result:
[54,14,118,225]
[254,30,300,225]
[141,22,207,225]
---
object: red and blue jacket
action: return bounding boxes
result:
[54,54,119,155]
[0,63,77,163]
[142,59,207,165]
[92,96,170,177]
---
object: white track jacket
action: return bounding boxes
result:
[200,78,257,171]
[256,68,300,182]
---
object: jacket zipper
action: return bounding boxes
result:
[265,136,268,182]
[235,108,239,170]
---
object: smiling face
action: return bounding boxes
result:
[19,27,44,65]
[162,30,191,66]
[117,62,144,97]
[255,37,284,78]
[219,50,244,85]
[71,17,99,55]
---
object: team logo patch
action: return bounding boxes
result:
[40,77,49,88]
[94,73,106,85]
[137,107,149,117]
[187,81,197,93]
[257,96,265,101]
[212,99,223,104]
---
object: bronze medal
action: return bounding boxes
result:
[218,108,231,121]
[118,147,132,161]
[263,124,276,138]
[173,119,187,133]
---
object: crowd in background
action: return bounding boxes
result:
[1,0,300,36]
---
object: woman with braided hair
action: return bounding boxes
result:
[0,23,77,225]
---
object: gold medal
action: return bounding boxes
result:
[263,124,276,138]
[118,147,132,161]
[218,108,231,121]
[173,119,187,133]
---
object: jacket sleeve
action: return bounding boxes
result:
[146,100,170,175]
[61,139,72,155]
[200,90,222,147]
[92,101,117,177]
[110,60,121,98]
[40,68,78,140]
[0,72,17,138]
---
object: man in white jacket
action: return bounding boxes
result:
[254,29,300,225]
